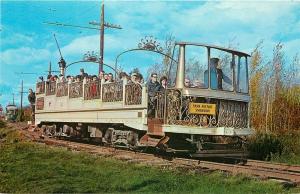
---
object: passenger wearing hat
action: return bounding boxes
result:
[204,58,232,90]
[130,72,138,84]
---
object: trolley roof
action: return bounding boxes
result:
[175,42,251,57]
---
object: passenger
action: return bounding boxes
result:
[184,78,191,87]
[159,76,167,92]
[129,72,138,84]
[106,73,114,83]
[119,72,128,83]
[38,76,44,82]
[75,75,81,82]
[204,58,232,90]
[66,75,72,84]
[80,68,88,80]
[98,71,105,82]
[58,74,65,83]
[147,73,160,117]
[53,75,58,82]
[104,74,109,82]
[136,73,144,85]
[28,89,36,122]
[92,75,98,82]
[47,74,52,82]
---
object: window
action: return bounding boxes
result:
[236,56,248,93]
[167,45,179,87]
[184,46,208,88]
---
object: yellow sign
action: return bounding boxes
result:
[189,103,216,115]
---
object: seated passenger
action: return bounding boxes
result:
[104,74,109,82]
[106,73,114,83]
[92,75,98,82]
[184,78,191,87]
[98,71,105,82]
[75,75,81,82]
[129,73,138,84]
[53,75,58,82]
[80,68,88,80]
[136,73,144,85]
[119,72,128,83]
[204,58,232,90]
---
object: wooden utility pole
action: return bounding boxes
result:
[100,2,104,73]
[20,80,23,121]
[45,1,122,74]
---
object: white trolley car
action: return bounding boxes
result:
[36,41,253,158]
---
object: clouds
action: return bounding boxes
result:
[1,47,51,66]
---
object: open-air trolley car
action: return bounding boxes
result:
[35,41,253,159]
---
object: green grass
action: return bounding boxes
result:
[271,153,300,165]
[1,142,299,193]
[0,125,299,193]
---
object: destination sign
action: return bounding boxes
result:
[188,103,216,115]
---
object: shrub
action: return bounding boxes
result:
[247,131,300,161]
[247,133,283,160]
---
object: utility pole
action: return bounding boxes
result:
[100,2,104,73]
[20,80,23,121]
[44,1,122,74]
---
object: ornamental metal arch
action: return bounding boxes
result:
[66,60,117,73]
[114,36,177,78]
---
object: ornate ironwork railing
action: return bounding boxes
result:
[84,80,101,100]
[125,83,142,105]
[56,82,68,97]
[155,91,165,119]
[164,89,248,129]
[218,100,248,128]
[69,82,83,98]
[36,97,44,110]
[46,81,56,96]
[36,81,45,94]
[102,81,123,102]
[165,89,182,124]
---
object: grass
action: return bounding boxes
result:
[0,124,300,193]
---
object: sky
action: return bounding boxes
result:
[0,0,300,107]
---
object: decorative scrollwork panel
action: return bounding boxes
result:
[125,83,142,105]
[165,89,182,124]
[84,81,101,100]
[218,100,248,128]
[46,81,56,96]
[56,82,68,97]
[69,82,83,98]
[36,82,45,94]
[102,81,123,102]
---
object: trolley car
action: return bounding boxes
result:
[35,41,253,158]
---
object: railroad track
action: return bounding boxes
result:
[19,127,300,187]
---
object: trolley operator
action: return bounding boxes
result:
[204,58,232,90]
